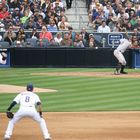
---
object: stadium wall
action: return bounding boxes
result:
[9,47,132,68]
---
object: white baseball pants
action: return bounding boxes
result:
[114,50,126,66]
[4,107,51,139]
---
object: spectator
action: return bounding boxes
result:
[57,10,68,22]
[125,2,135,17]
[30,28,39,40]
[106,13,113,25]
[16,27,26,44]
[25,19,36,30]
[39,25,53,47]
[60,32,73,47]
[53,1,63,17]
[44,10,53,25]
[58,16,71,30]
[41,0,51,12]
[132,28,140,38]
[53,0,64,9]
[103,2,116,19]
[72,32,80,44]
[24,4,33,18]
[20,10,29,26]
[113,22,125,32]
[0,6,9,20]
[117,9,129,20]
[97,20,111,33]
[30,1,41,14]
[108,16,118,32]
[129,14,138,30]
[4,34,13,46]
[54,32,63,46]
[3,26,16,46]
[50,11,58,24]
[131,35,140,48]
[8,0,20,9]
[12,7,21,25]
[87,34,98,48]
[47,19,58,32]
[68,26,76,42]
[73,34,86,48]
[129,10,136,19]
[92,7,106,29]
[36,15,44,29]
[80,27,89,43]
[89,0,102,11]
[135,2,140,17]
[132,28,140,45]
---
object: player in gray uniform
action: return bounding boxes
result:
[114,38,132,74]
[4,83,51,140]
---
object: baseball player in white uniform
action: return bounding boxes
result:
[4,83,51,140]
[0,52,7,65]
[114,38,132,74]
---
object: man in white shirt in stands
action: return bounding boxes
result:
[4,83,51,140]
[97,20,111,33]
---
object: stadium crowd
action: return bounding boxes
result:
[0,0,139,48]
[87,0,140,47]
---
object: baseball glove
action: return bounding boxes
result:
[6,111,14,119]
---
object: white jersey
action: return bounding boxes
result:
[4,89,51,140]
[13,91,41,108]
[116,39,131,53]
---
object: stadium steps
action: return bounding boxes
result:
[65,0,92,31]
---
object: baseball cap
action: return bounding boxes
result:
[89,33,94,38]
[27,83,34,91]
[15,7,19,11]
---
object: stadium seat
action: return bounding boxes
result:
[26,38,39,47]
[0,41,10,48]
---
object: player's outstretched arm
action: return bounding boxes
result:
[7,101,17,111]
[6,101,17,119]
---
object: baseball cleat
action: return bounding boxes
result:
[114,70,120,75]
[45,138,51,140]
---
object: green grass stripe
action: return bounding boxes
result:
[0,68,140,112]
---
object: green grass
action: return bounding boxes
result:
[0,68,140,112]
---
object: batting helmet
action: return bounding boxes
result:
[27,83,34,91]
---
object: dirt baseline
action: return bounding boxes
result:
[0,84,57,93]
[31,72,140,78]
[1,112,140,140]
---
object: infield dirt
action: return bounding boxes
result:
[31,72,140,78]
[1,112,140,140]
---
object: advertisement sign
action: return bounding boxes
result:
[108,34,123,47]
[0,49,10,67]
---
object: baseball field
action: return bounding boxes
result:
[0,68,140,140]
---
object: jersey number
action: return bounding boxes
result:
[25,96,30,102]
